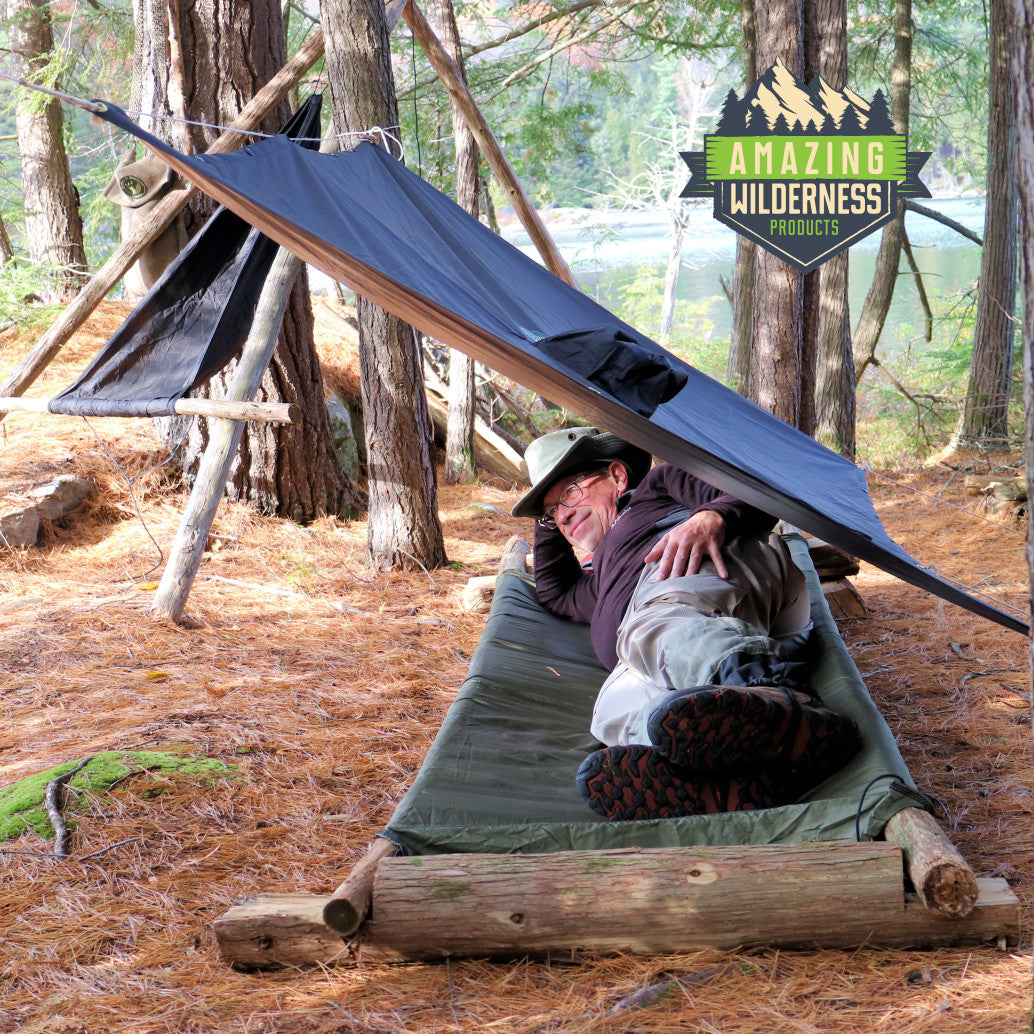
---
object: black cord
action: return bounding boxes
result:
[854,773,941,842]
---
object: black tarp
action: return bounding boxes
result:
[89,101,1027,636]
[50,95,323,417]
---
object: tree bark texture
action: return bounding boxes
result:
[805,0,855,457]
[321,0,446,569]
[749,0,805,427]
[853,0,911,382]
[435,0,479,484]
[961,0,1018,447]
[727,0,756,396]
[1010,0,1034,811]
[7,0,88,302]
[136,0,357,520]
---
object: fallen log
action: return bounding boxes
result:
[884,806,980,917]
[423,385,525,482]
[211,851,1020,969]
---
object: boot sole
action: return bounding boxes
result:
[576,744,780,822]
[648,684,861,779]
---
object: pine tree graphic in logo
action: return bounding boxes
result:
[682,60,931,273]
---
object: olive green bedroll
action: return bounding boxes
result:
[382,535,919,856]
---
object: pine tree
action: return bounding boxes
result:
[838,104,864,133]
[746,103,770,133]
[716,89,746,134]
[866,89,895,133]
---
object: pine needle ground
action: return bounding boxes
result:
[0,303,1030,1033]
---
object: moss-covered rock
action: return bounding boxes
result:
[0,749,234,841]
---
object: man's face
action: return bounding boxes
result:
[542,462,627,552]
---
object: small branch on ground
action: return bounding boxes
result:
[44,757,94,859]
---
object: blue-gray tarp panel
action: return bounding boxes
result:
[49,97,323,418]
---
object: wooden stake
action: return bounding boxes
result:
[151,246,303,622]
[0,396,298,424]
[402,0,578,288]
[0,30,327,406]
[884,806,980,917]
[323,837,398,936]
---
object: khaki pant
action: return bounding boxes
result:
[590,534,812,745]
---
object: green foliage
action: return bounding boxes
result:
[0,259,62,330]
[0,750,234,842]
[849,0,988,190]
[611,265,726,379]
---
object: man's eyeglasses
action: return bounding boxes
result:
[537,472,606,529]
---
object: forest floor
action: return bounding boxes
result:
[0,301,1031,1033]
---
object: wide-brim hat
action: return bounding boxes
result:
[511,426,652,518]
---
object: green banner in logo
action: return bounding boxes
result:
[705,136,907,181]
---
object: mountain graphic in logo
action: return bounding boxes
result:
[682,60,929,272]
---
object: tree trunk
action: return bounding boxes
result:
[727,0,756,396]
[659,217,685,344]
[806,0,855,457]
[7,0,88,303]
[853,0,911,383]
[435,0,479,484]
[137,0,357,520]
[960,0,1018,448]
[1010,0,1034,895]
[320,0,446,569]
[0,212,12,265]
[749,0,805,427]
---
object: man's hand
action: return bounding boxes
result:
[644,510,728,580]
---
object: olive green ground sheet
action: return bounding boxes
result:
[383,536,920,856]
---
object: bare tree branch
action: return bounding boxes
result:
[904,198,983,247]
[901,226,934,341]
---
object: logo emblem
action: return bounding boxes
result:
[681,60,931,273]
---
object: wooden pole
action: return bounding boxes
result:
[0,30,327,405]
[151,246,302,622]
[322,837,398,936]
[883,806,980,917]
[402,0,578,288]
[0,396,298,424]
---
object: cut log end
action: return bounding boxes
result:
[923,861,981,917]
[322,896,364,937]
[884,807,979,918]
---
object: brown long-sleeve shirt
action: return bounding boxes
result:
[533,464,775,669]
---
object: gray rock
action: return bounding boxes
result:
[0,506,41,548]
[327,398,360,480]
[26,475,91,520]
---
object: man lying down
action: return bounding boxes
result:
[511,427,862,822]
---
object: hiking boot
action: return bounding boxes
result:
[575,744,783,822]
[646,683,861,781]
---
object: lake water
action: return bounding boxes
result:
[504,198,986,355]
